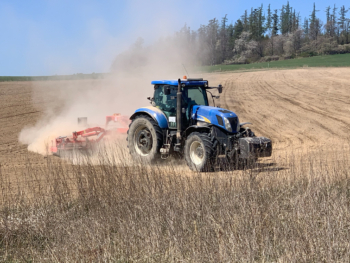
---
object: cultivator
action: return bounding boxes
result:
[50,114,129,156]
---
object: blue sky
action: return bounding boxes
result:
[0,0,348,76]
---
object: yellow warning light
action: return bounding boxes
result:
[183,75,187,79]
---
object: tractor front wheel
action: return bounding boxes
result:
[184,132,215,172]
[127,116,163,163]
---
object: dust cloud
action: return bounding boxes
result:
[18,12,200,155]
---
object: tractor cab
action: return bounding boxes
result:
[151,78,212,128]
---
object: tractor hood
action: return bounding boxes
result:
[192,105,240,133]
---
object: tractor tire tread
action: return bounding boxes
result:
[127,114,163,162]
[184,132,217,172]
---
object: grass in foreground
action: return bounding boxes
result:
[202,53,350,73]
[0,144,350,262]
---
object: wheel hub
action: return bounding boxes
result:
[189,141,204,165]
[135,128,153,156]
[195,146,204,158]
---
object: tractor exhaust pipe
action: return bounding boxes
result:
[176,78,182,144]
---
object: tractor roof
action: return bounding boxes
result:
[151,78,208,87]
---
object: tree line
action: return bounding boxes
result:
[111,2,350,71]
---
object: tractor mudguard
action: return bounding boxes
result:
[130,106,168,129]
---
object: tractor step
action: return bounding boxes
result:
[174,143,181,152]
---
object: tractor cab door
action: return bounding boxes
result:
[183,87,209,121]
[154,85,178,128]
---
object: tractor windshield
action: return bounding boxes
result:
[154,85,208,117]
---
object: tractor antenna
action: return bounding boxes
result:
[182,64,190,78]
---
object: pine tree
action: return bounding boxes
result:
[272,9,279,36]
[332,4,339,37]
[226,23,235,57]
[287,5,292,33]
[232,19,244,40]
[309,3,320,40]
[296,12,300,30]
[241,10,249,31]
[286,2,291,33]
[291,9,298,32]
[325,6,331,36]
[280,2,291,35]
[338,5,349,44]
[257,5,266,39]
[280,5,285,34]
[220,15,228,62]
[249,8,255,38]
[326,6,331,23]
[303,17,309,35]
[249,8,257,40]
[266,4,272,30]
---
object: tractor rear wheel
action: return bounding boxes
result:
[127,116,163,163]
[184,132,216,172]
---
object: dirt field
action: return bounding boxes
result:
[218,68,350,150]
[2,68,350,261]
[1,68,350,176]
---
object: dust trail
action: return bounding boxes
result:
[17,0,219,157]
[18,28,200,156]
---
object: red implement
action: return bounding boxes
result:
[50,114,129,156]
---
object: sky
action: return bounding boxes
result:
[0,0,348,76]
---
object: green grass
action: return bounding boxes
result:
[201,53,350,73]
[0,73,108,82]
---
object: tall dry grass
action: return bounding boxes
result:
[1,142,350,262]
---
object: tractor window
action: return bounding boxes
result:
[153,85,178,116]
[153,85,208,119]
[186,87,208,106]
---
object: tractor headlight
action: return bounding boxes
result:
[223,117,232,132]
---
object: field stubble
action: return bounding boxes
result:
[1,68,350,261]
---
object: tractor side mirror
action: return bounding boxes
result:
[218,85,223,93]
[164,85,171,95]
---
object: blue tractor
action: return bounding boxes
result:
[127,77,272,171]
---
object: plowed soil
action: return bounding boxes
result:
[217,68,350,152]
[1,68,350,178]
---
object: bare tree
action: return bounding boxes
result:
[233,32,258,63]
[288,29,303,55]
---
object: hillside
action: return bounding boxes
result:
[202,53,350,72]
